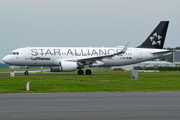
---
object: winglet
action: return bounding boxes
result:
[115,42,131,55]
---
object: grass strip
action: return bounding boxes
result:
[0,71,180,93]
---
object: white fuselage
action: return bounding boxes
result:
[3,47,170,67]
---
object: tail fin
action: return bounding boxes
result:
[137,21,169,49]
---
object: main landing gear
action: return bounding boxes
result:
[24,66,29,75]
[85,69,92,75]
[78,69,84,75]
[78,69,92,75]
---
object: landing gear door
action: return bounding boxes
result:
[137,49,142,60]
[25,49,30,60]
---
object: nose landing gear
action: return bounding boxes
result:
[24,66,29,75]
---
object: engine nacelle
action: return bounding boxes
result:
[50,61,78,72]
[50,66,61,72]
[60,61,78,72]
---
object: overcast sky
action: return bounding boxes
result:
[1,0,180,63]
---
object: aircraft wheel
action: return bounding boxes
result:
[24,71,29,75]
[78,70,84,75]
[85,69,92,75]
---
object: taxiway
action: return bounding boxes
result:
[0,92,180,120]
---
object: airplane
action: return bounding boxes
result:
[3,21,173,75]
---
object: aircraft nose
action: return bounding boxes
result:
[3,56,7,63]
[3,56,9,64]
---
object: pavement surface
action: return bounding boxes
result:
[0,92,180,120]
[0,73,128,77]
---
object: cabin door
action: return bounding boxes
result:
[25,49,30,59]
[137,49,142,60]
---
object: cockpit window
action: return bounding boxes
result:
[10,52,19,55]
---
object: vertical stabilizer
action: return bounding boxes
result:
[137,21,169,49]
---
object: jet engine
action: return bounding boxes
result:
[50,61,78,72]
[50,66,61,72]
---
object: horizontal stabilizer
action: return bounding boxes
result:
[151,50,175,54]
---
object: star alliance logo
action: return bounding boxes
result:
[149,32,162,46]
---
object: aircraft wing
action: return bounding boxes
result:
[66,42,130,63]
